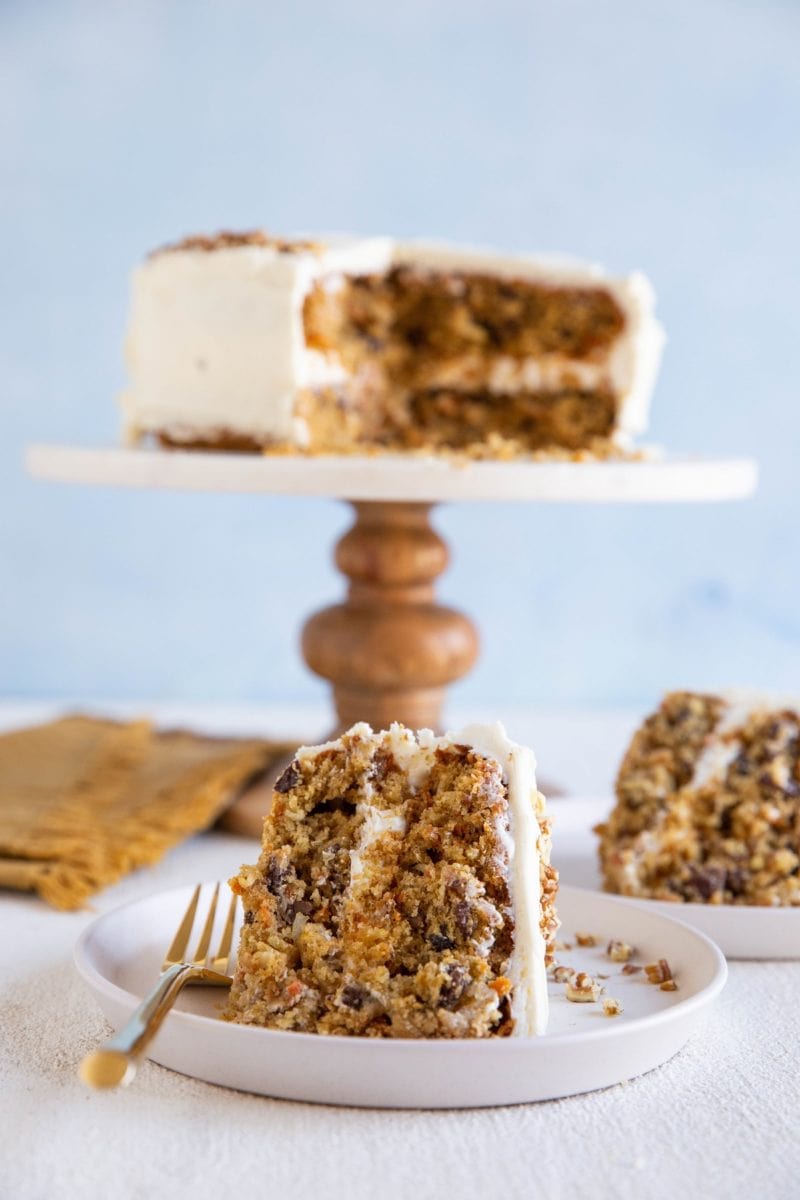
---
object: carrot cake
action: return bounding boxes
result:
[226,721,558,1037]
[597,690,800,906]
[121,231,664,459]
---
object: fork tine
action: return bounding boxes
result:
[162,883,201,970]
[191,883,220,966]
[211,892,238,974]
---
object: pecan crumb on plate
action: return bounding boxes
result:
[645,958,677,988]
[607,938,635,962]
[565,972,602,1003]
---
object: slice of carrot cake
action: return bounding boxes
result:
[121,231,664,459]
[226,722,558,1037]
[597,690,800,906]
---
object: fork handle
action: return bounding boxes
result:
[79,963,230,1089]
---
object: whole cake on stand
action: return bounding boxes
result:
[120,231,663,459]
[27,230,757,832]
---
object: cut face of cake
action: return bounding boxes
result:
[598,690,800,906]
[226,722,558,1038]
[121,231,663,459]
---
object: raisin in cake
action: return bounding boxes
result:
[226,722,558,1038]
[598,690,800,906]
[121,231,663,459]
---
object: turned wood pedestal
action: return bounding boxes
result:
[26,445,758,836]
[223,500,479,835]
[302,502,479,733]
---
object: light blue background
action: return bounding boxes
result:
[2,0,799,711]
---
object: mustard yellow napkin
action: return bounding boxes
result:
[0,715,291,910]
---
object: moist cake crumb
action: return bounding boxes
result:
[597,690,800,907]
[225,722,558,1038]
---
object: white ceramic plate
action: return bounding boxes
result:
[551,796,800,961]
[75,882,725,1108]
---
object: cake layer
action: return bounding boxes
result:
[405,246,663,448]
[121,231,663,457]
[598,690,800,906]
[226,722,557,1038]
[303,267,625,382]
[297,384,618,454]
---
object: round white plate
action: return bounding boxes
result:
[75,882,725,1108]
[551,796,800,961]
[28,444,757,504]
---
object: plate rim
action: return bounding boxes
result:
[74,881,727,1051]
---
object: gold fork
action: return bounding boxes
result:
[79,883,237,1090]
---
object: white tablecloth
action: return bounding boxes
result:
[2,703,798,1200]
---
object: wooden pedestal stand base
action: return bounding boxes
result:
[222,501,479,836]
[303,501,479,733]
[26,444,758,838]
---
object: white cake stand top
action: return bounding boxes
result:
[26,444,758,504]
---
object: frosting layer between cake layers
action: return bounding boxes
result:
[121,231,664,456]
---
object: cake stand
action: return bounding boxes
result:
[27,444,757,733]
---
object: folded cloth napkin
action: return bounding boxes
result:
[0,715,293,910]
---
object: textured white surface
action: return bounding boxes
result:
[1,702,798,1199]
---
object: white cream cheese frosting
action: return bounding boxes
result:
[451,721,548,1038]
[120,236,392,445]
[121,232,662,451]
